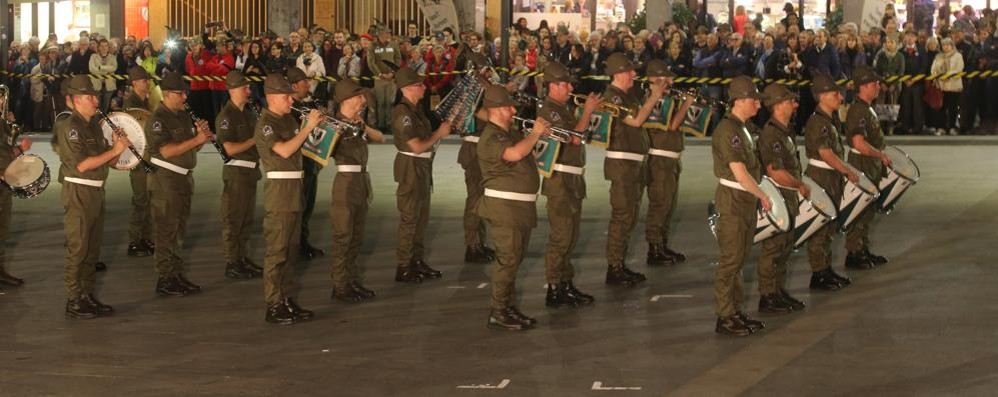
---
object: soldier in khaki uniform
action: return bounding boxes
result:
[804,72,860,291]
[56,75,131,318]
[391,67,451,286]
[122,66,155,257]
[288,67,325,260]
[756,84,809,314]
[256,73,322,325]
[643,59,695,266]
[601,53,666,286]
[145,72,214,297]
[458,53,497,264]
[844,66,892,270]
[369,24,400,132]
[329,79,386,302]
[710,76,771,336]
[477,84,551,331]
[216,71,263,279]
[537,62,600,307]
[0,94,31,289]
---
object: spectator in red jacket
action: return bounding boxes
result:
[185,37,214,123]
[425,44,455,99]
[208,40,235,115]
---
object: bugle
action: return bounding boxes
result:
[569,93,634,118]
[290,106,364,139]
[513,116,589,144]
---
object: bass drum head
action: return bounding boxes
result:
[842,162,878,195]
[760,177,791,233]
[801,176,837,218]
[884,146,919,182]
[3,155,46,187]
[99,112,147,170]
[126,107,152,128]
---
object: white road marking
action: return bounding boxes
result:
[456,379,510,389]
[650,294,694,302]
[447,286,467,289]
[477,283,488,289]
[592,381,641,391]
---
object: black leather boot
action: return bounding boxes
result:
[664,246,687,263]
[845,251,875,270]
[176,274,202,294]
[735,312,766,332]
[127,241,152,257]
[395,263,423,284]
[265,301,297,325]
[141,239,155,254]
[863,248,888,266]
[84,294,114,315]
[646,244,673,266]
[562,281,595,305]
[225,261,257,279]
[809,269,845,291]
[284,298,313,321]
[488,307,530,331]
[715,315,753,336]
[828,267,852,286]
[300,243,325,260]
[780,289,806,311]
[94,262,107,272]
[464,244,493,263]
[413,259,443,279]
[156,277,188,296]
[605,264,642,286]
[507,306,537,326]
[545,283,577,308]
[758,293,794,314]
[241,257,264,273]
[66,297,98,319]
[332,286,365,303]
[349,281,376,299]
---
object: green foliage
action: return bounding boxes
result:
[672,1,696,29]
[628,8,647,33]
[825,4,844,33]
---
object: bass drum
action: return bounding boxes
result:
[754,177,792,244]
[838,163,880,232]
[877,146,920,213]
[3,154,51,199]
[99,111,147,170]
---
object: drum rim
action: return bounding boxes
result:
[885,146,920,183]
[799,177,838,219]
[760,177,792,233]
[99,112,146,170]
[3,154,48,187]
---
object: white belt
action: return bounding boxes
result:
[484,188,538,202]
[337,165,365,173]
[65,177,104,188]
[266,171,304,179]
[605,151,646,162]
[151,158,190,175]
[225,159,257,168]
[808,159,834,170]
[552,164,585,175]
[463,136,480,143]
[648,148,681,159]
[399,151,433,159]
[719,178,748,192]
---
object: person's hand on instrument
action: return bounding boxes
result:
[846,170,860,184]
[880,153,893,168]
[19,137,32,152]
[797,182,811,199]
[759,195,773,212]
[111,131,131,154]
[583,93,602,114]
[533,117,551,136]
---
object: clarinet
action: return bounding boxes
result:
[95,109,155,173]
[183,104,232,163]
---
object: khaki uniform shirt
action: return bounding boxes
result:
[145,105,198,194]
[392,98,433,193]
[603,84,649,181]
[0,122,17,172]
[55,111,111,183]
[804,107,844,162]
[711,112,761,182]
[476,121,540,228]
[758,118,802,179]
[255,109,303,212]
[844,98,885,180]
[216,100,261,180]
[538,98,585,199]
[122,90,150,110]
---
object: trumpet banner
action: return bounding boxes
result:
[678,104,713,138]
[643,96,677,131]
[576,108,613,148]
[533,135,561,178]
[301,120,341,167]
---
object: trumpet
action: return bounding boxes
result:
[0,85,22,138]
[290,106,364,139]
[183,104,232,163]
[95,109,155,173]
[513,116,589,144]
[668,87,725,107]
[569,93,634,118]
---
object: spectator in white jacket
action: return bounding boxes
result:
[930,38,964,135]
[296,41,326,94]
[89,38,117,112]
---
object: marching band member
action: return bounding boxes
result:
[216,71,263,279]
[537,62,600,307]
[643,59,695,266]
[710,75,770,336]
[145,72,214,297]
[255,73,321,325]
[844,66,892,269]
[757,83,809,314]
[601,53,665,286]
[288,66,326,260]
[391,67,452,285]
[478,84,550,330]
[329,79,385,302]
[56,75,130,318]
[458,52,497,264]
[122,66,155,258]
[0,87,30,289]
[804,72,859,291]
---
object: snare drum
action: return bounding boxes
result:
[99,111,147,170]
[2,154,51,199]
[793,176,838,248]
[754,177,792,244]
[877,146,920,213]
[838,163,880,232]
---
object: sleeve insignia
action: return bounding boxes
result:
[730,134,741,147]
[821,125,829,136]
[220,119,229,130]
[152,121,162,132]
[612,95,622,105]
[263,125,274,136]
[402,115,412,127]
[550,110,561,122]
[68,129,79,141]
[858,117,866,128]
[773,141,782,153]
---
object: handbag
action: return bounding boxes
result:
[923,80,943,110]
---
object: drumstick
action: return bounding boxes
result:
[96,109,155,173]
